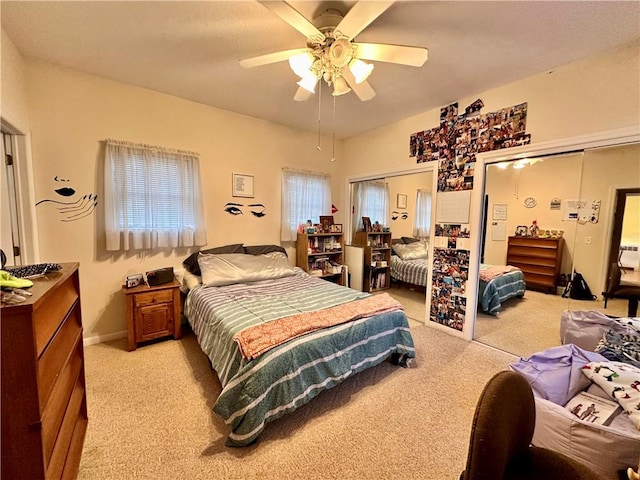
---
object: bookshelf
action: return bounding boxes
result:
[353,231,392,292]
[296,232,346,286]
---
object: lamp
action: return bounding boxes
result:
[349,58,374,84]
[287,36,372,96]
[288,51,314,77]
[297,71,319,93]
[332,76,351,96]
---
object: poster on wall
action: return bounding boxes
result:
[410,100,531,192]
[430,248,469,331]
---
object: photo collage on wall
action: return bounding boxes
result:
[409,100,531,192]
[431,248,469,331]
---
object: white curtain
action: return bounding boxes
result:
[280,169,331,241]
[104,139,207,251]
[413,189,432,238]
[352,181,390,234]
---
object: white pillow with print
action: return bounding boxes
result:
[582,361,640,430]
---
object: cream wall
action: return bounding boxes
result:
[1,30,30,131]
[385,172,432,239]
[5,52,341,342]
[483,152,584,276]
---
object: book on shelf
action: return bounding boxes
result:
[564,391,621,426]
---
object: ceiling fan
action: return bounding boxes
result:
[240,1,429,102]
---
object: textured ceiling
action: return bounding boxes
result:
[2,1,639,138]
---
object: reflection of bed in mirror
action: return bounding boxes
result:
[390,238,429,290]
[478,264,526,315]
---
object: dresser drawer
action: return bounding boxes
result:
[45,375,86,480]
[38,302,82,409]
[34,275,80,357]
[41,339,84,465]
[134,288,173,307]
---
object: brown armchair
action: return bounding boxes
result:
[460,371,606,480]
[602,263,640,317]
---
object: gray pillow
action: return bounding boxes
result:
[182,243,244,275]
[402,236,421,244]
[244,244,287,257]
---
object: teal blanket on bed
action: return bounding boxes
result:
[185,270,415,446]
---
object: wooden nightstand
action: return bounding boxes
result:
[123,279,181,351]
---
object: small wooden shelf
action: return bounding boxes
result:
[353,231,392,292]
[296,232,346,286]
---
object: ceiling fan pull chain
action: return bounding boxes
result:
[331,95,336,162]
[317,80,322,151]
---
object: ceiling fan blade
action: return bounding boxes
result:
[293,86,313,102]
[258,1,325,42]
[239,48,310,68]
[335,1,395,40]
[354,43,428,67]
[343,69,376,102]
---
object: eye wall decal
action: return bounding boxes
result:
[223,202,267,217]
[224,202,243,216]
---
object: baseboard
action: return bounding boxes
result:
[83,330,127,346]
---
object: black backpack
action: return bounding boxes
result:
[561,271,597,300]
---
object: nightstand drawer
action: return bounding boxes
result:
[134,289,173,307]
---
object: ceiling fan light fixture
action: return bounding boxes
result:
[289,51,314,77]
[349,58,374,84]
[297,72,319,93]
[332,76,351,96]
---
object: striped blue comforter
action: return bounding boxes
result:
[478,264,526,315]
[391,255,429,287]
[184,269,415,446]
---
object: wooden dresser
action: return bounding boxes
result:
[506,236,564,294]
[1,263,87,479]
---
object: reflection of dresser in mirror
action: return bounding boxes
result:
[506,236,564,294]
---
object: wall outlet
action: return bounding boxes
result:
[584,236,592,244]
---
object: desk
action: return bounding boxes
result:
[621,269,640,287]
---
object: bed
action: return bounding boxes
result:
[390,238,429,289]
[478,264,526,315]
[181,245,416,447]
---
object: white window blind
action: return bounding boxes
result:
[281,169,331,241]
[413,189,432,238]
[352,181,389,234]
[104,139,207,250]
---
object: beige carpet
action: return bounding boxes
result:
[474,290,630,358]
[78,319,515,479]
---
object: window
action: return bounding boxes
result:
[281,169,331,241]
[104,139,207,250]
[413,189,432,238]
[352,181,389,233]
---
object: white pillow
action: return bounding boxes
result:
[198,252,295,287]
[582,361,640,430]
[392,242,427,260]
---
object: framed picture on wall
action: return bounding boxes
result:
[397,193,407,209]
[232,173,254,198]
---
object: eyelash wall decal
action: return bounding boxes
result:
[391,211,399,221]
[248,203,266,218]
[224,202,243,215]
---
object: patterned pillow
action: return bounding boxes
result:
[595,331,640,368]
[582,361,640,429]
